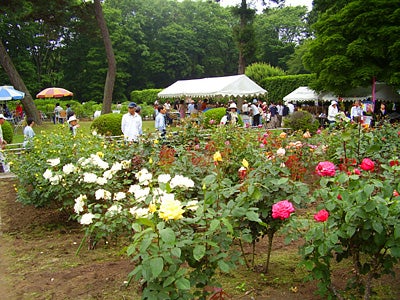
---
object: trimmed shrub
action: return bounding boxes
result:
[284,110,319,132]
[202,107,243,128]
[90,113,123,136]
[1,120,14,143]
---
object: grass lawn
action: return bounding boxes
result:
[11,119,160,144]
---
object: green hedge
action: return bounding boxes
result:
[90,113,123,136]
[1,120,14,143]
[260,74,316,102]
[130,89,162,106]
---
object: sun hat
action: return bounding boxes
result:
[68,116,77,123]
[331,100,338,105]
[128,102,137,108]
[0,114,4,119]
[229,103,237,109]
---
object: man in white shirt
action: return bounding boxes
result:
[121,102,142,142]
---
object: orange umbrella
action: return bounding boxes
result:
[36,87,73,98]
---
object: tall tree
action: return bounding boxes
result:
[0,40,41,123]
[94,0,116,114]
[304,0,400,93]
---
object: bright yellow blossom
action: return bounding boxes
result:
[213,151,222,162]
[242,158,249,168]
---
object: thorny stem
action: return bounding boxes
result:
[263,231,274,273]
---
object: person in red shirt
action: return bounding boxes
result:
[15,103,23,120]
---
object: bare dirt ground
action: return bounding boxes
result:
[1,175,399,300]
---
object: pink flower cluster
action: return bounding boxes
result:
[315,161,336,177]
[272,200,295,220]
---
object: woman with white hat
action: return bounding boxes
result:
[327,100,339,125]
[220,103,239,125]
[68,115,80,136]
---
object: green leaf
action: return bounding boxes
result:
[140,237,152,253]
[222,218,233,234]
[363,184,374,197]
[150,257,164,279]
[175,277,191,290]
[390,247,400,258]
[127,244,137,257]
[210,219,220,232]
[193,245,206,261]
[171,247,181,258]
[372,221,383,234]
[163,276,175,288]
[218,260,230,273]
[246,211,261,222]
[394,224,400,239]
[159,228,176,244]
[364,201,375,212]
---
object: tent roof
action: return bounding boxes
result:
[283,86,319,102]
[284,83,400,103]
[158,75,267,98]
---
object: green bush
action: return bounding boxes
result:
[130,89,162,105]
[1,120,14,143]
[90,113,123,136]
[284,110,319,132]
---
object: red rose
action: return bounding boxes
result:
[360,158,375,172]
[337,194,342,200]
[389,160,399,167]
[272,200,295,220]
[316,161,336,177]
[238,167,247,180]
[353,168,361,175]
[314,209,329,222]
[393,190,399,197]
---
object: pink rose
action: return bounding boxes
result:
[314,209,329,222]
[272,200,295,220]
[360,158,375,172]
[353,168,361,175]
[315,161,336,177]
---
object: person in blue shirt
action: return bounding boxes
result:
[23,118,35,148]
[155,105,167,138]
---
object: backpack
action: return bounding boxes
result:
[282,105,289,116]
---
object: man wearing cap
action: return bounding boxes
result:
[0,114,8,172]
[327,100,339,125]
[121,102,142,142]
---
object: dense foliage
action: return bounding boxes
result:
[1,120,13,144]
[7,118,400,299]
[284,110,320,132]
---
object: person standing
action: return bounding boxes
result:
[250,99,261,126]
[350,100,364,123]
[121,102,142,142]
[327,100,339,125]
[155,105,167,138]
[15,103,23,120]
[53,103,63,124]
[0,114,9,172]
[23,118,35,148]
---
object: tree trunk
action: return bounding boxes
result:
[94,0,116,115]
[237,0,247,75]
[0,40,42,124]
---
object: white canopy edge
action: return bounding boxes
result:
[158,74,267,98]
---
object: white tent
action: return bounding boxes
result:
[283,86,320,103]
[157,75,267,98]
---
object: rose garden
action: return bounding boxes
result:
[3,116,400,300]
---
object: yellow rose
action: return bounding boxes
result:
[213,151,222,162]
[96,151,104,158]
[154,139,159,144]
[242,158,249,168]
[149,157,153,164]
[148,202,157,213]
[279,132,287,139]
[158,198,185,221]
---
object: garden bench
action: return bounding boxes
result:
[3,143,25,155]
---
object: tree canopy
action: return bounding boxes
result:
[304,0,400,94]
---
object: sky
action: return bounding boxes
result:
[219,0,313,12]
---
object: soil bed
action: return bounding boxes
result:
[1,176,399,299]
